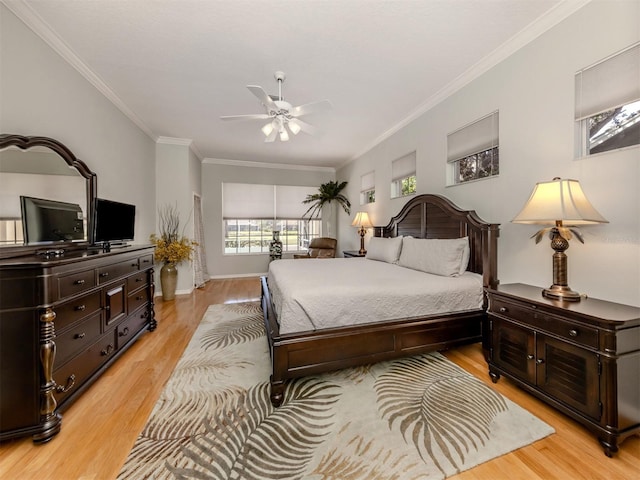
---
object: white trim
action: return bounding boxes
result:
[342,0,592,166]
[209,273,266,279]
[2,0,157,141]
[156,136,203,161]
[203,157,335,173]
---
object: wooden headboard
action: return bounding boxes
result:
[374,194,500,288]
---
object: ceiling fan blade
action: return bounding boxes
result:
[291,100,332,117]
[247,85,279,111]
[289,118,318,136]
[220,114,271,121]
[264,128,278,143]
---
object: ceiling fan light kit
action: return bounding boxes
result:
[221,71,331,142]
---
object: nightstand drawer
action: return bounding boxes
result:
[490,297,599,349]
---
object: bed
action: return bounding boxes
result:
[261,194,499,406]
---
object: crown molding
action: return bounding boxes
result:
[2,0,157,141]
[156,136,204,161]
[203,157,335,173]
[348,0,593,164]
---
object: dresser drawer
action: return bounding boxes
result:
[127,289,148,313]
[58,270,95,299]
[127,271,148,293]
[116,306,149,348]
[53,331,116,406]
[54,291,102,332]
[55,312,102,367]
[139,254,153,270]
[490,297,599,349]
[97,259,139,285]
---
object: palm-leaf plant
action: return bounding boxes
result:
[302,180,351,220]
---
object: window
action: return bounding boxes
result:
[222,183,321,255]
[360,171,375,205]
[391,152,416,198]
[447,111,499,185]
[575,43,640,156]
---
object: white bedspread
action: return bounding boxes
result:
[267,257,484,334]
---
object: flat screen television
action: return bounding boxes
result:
[20,196,85,244]
[93,198,136,247]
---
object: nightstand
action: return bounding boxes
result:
[342,250,365,258]
[484,283,640,457]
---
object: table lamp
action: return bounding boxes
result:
[351,211,373,255]
[512,177,608,301]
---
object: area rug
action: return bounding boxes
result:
[118,302,554,480]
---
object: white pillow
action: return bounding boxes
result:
[398,237,469,277]
[365,236,403,263]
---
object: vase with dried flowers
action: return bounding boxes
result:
[149,204,196,301]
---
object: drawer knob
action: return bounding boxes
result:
[55,374,76,394]
[569,329,578,337]
[74,279,85,285]
[527,354,535,360]
[136,295,143,301]
[101,344,114,356]
[536,358,545,365]
[74,332,86,339]
[74,304,86,311]
[99,272,109,278]
[119,327,130,337]
[499,307,507,313]
[131,263,138,267]
[136,278,142,282]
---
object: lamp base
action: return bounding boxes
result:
[543,284,582,302]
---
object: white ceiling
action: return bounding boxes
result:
[6,0,586,169]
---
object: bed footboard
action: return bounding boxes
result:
[260,276,483,407]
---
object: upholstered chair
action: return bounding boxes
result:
[293,237,337,259]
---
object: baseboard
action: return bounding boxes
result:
[208,272,266,279]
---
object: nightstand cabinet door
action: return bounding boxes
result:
[536,334,600,420]
[491,318,535,383]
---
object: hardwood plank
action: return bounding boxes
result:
[0,276,638,479]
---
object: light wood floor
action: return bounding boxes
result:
[1,277,638,480]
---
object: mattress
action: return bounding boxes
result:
[267,257,484,334]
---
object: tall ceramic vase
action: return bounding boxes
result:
[269,230,283,261]
[160,262,178,301]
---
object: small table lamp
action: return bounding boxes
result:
[512,177,608,301]
[351,211,373,255]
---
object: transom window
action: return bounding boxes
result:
[447,111,499,185]
[575,43,640,156]
[222,183,321,255]
[391,152,416,198]
[360,171,375,205]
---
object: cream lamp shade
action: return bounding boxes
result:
[512,177,607,302]
[351,212,373,255]
[512,178,608,225]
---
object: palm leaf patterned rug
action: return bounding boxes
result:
[118,302,554,480]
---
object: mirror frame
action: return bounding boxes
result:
[0,134,97,259]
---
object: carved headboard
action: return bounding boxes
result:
[374,194,499,288]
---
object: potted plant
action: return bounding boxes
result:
[302,181,350,237]
[149,204,196,301]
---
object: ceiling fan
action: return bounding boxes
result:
[220,71,331,142]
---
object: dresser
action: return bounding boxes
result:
[484,283,640,456]
[0,245,156,443]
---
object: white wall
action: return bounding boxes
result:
[337,1,640,306]
[0,5,156,245]
[201,160,334,277]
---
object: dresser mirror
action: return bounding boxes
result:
[0,134,97,258]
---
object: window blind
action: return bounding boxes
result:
[447,111,499,163]
[391,152,416,181]
[275,185,317,218]
[222,183,317,219]
[360,171,375,192]
[575,43,640,121]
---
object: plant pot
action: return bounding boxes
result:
[160,262,178,301]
